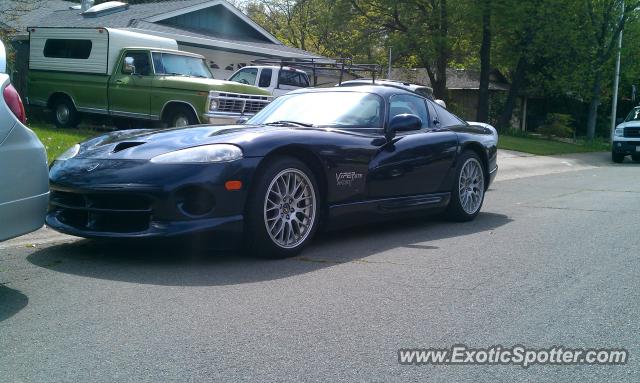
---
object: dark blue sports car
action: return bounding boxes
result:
[47,85,498,258]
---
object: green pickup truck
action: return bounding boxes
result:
[27,27,272,128]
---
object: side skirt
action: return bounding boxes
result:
[326,192,451,227]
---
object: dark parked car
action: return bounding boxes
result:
[47,85,498,258]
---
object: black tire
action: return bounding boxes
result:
[612,152,625,163]
[244,157,320,259]
[444,150,486,222]
[51,97,80,128]
[164,105,197,128]
[632,154,640,163]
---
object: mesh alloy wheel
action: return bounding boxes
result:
[263,168,317,249]
[458,157,485,215]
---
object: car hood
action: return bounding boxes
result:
[72,125,296,160]
[617,121,640,129]
[157,76,271,96]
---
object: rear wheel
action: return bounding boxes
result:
[244,157,319,258]
[612,152,625,163]
[164,105,197,128]
[51,97,80,128]
[445,150,486,222]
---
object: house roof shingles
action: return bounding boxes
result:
[4,0,319,58]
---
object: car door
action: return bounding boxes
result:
[368,94,458,198]
[108,50,153,119]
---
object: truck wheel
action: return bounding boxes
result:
[612,152,625,163]
[165,106,197,128]
[51,98,80,129]
[444,150,486,222]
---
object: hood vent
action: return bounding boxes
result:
[113,142,145,153]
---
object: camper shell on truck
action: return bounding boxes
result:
[27,27,272,128]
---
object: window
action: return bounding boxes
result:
[624,108,640,122]
[248,92,383,129]
[259,68,272,88]
[151,52,212,78]
[43,39,92,59]
[388,94,430,129]
[426,100,438,126]
[278,70,308,87]
[124,51,151,76]
[229,68,258,85]
[430,101,466,127]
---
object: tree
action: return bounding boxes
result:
[348,0,451,100]
[476,0,491,122]
[581,0,639,139]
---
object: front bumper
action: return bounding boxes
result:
[46,157,261,239]
[202,112,253,125]
[46,212,242,239]
[488,165,498,187]
[612,140,640,155]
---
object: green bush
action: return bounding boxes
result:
[536,113,574,139]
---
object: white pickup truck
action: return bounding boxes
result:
[228,65,310,97]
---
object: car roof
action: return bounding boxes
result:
[341,78,431,89]
[287,84,423,98]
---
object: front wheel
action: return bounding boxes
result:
[164,106,197,128]
[244,157,320,258]
[445,150,486,222]
[612,152,625,163]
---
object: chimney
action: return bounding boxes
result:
[81,0,95,12]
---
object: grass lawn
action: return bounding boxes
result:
[498,135,610,156]
[29,123,101,163]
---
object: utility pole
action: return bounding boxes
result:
[610,0,625,142]
[387,47,392,79]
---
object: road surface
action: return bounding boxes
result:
[1,151,638,382]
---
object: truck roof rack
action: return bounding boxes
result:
[251,57,381,87]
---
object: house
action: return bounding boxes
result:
[3,0,323,80]
[391,67,511,122]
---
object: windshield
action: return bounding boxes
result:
[247,91,384,129]
[624,108,640,122]
[152,52,213,79]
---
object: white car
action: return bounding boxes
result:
[0,40,49,241]
[612,107,640,163]
[228,65,310,97]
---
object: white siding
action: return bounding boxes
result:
[29,28,109,74]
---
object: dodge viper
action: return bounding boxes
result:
[47,85,498,258]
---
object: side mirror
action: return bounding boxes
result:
[123,57,135,74]
[387,114,422,140]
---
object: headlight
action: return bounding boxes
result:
[209,99,218,111]
[150,144,242,164]
[56,144,80,161]
[614,127,624,137]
